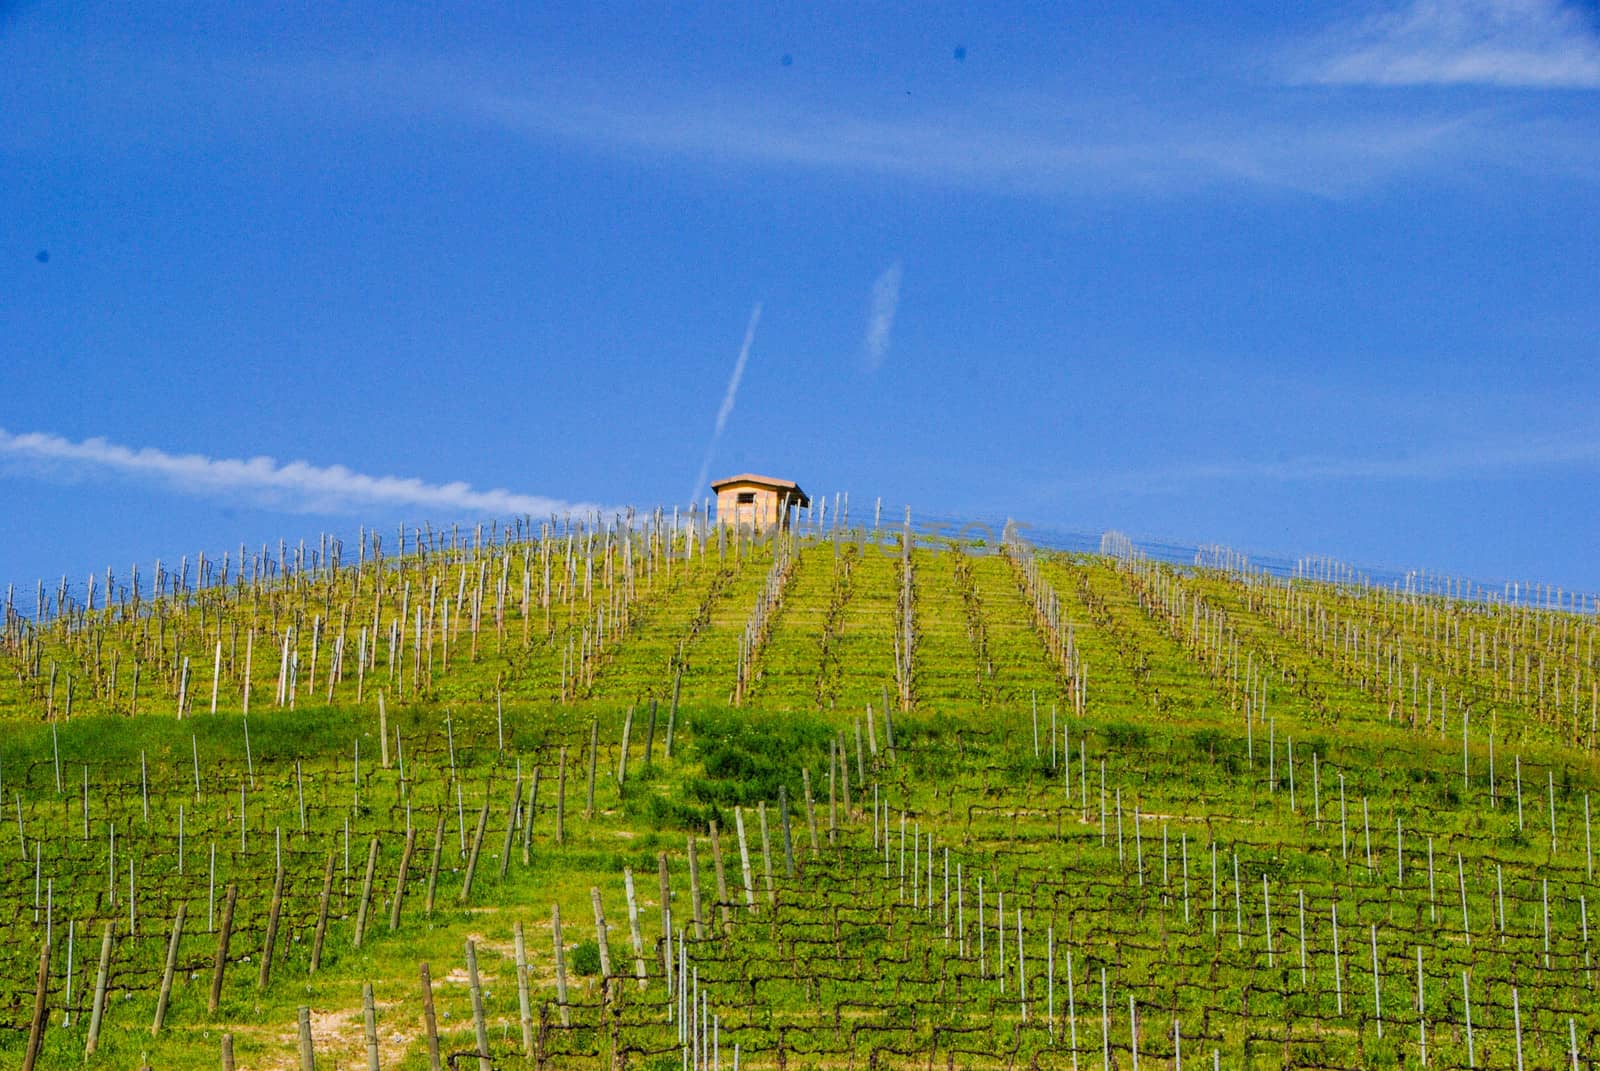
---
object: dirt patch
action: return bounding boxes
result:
[255,997,413,1071]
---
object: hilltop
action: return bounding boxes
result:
[0,516,1594,1069]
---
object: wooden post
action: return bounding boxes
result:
[710,820,732,932]
[458,794,491,903]
[556,746,568,845]
[617,704,634,785]
[552,903,572,1026]
[258,863,285,989]
[735,807,756,907]
[666,665,682,757]
[420,961,442,1071]
[310,853,335,974]
[151,901,186,1035]
[354,836,380,946]
[210,884,237,1011]
[515,922,534,1058]
[22,938,48,1071]
[221,1033,236,1071]
[362,982,380,1071]
[658,852,672,951]
[499,774,520,879]
[424,817,445,916]
[624,867,648,986]
[585,719,599,819]
[591,887,613,978]
[687,834,706,939]
[85,922,112,1056]
[297,1005,315,1071]
[522,766,539,865]
[758,801,776,904]
[389,826,417,932]
[466,939,491,1071]
[379,692,390,768]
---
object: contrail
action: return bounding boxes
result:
[690,302,762,504]
[864,261,903,370]
[0,426,609,518]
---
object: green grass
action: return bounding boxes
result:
[0,527,1595,1068]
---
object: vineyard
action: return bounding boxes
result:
[0,514,1596,1069]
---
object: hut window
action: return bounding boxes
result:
[737,492,756,504]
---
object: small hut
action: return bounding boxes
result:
[711,473,809,532]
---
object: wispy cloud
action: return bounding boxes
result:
[1298,0,1600,88]
[473,86,1500,198]
[0,427,609,518]
[864,262,903,370]
[1111,435,1600,491]
[690,303,763,503]
[212,48,1600,199]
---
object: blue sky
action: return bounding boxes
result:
[2,1,1597,596]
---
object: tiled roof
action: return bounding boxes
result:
[711,473,801,491]
[710,473,809,507]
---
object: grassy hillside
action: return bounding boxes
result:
[0,518,1595,1069]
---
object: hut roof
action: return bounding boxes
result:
[710,473,810,506]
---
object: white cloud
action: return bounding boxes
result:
[476,87,1489,199]
[690,303,763,503]
[0,427,610,518]
[864,262,903,370]
[219,50,1600,198]
[1301,0,1600,88]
